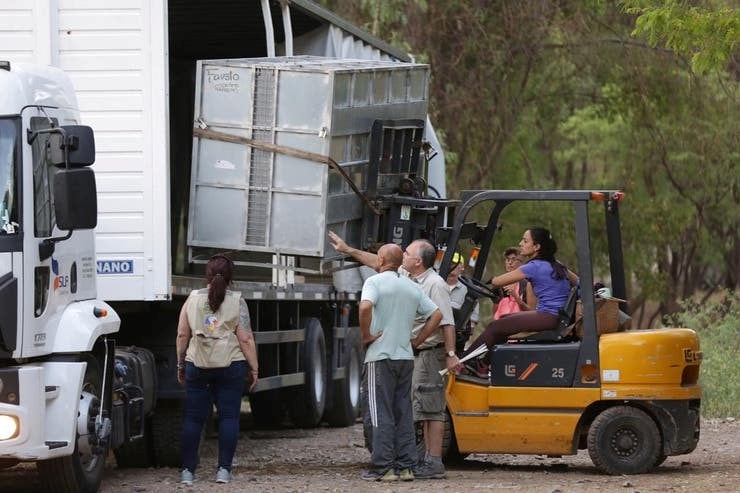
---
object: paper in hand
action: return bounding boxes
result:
[438,344,489,376]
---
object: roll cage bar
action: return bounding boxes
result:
[435,190,625,382]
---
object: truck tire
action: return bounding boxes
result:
[325,326,362,427]
[114,418,154,468]
[37,356,106,493]
[290,318,327,427]
[151,399,183,467]
[587,405,662,475]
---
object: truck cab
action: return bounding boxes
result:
[0,61,121,492]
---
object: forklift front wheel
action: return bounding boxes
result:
[587,405,662,475]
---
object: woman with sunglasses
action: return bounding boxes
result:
[492,247,533,320]
[176,254,258,485]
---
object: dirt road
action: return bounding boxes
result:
[1,418,737,492]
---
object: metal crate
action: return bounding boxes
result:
[188,56,429,258]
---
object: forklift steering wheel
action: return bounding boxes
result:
[459,276,504,302]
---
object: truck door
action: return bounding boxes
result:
[21,114,98,358]
[0,117,21,359]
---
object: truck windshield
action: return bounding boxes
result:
[0,118,19,234]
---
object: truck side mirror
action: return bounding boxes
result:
[48,125,96,167]
[54,167,97,230]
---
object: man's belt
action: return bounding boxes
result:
[413,342,444,356]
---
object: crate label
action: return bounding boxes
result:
[205,68,241,93]
[214,159,235,170]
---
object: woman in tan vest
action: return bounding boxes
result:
[175,254,258,485]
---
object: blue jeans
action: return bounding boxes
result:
[181,360,246,472]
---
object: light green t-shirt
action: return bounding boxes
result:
[361,270,438,363]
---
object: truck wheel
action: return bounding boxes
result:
[587,406,662,475]
[290,318,327,427]
[114,418,154,468]
[325,327,362,427]
[37,356,106,493]
[151,399,183,467]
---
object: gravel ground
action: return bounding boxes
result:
[1,417,737,492]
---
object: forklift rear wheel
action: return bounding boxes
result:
[587,406,662,475]
[37,355,106,493]
[414,409,467,463]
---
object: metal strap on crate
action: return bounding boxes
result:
[193,126,382,215]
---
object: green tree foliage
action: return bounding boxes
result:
[664,290,739,418]
[621,0,739,75]
[317,0,739,326]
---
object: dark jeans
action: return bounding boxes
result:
[181,360,246,472]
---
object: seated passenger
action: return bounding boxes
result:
[492,246,534,320]
[456,227,578,363]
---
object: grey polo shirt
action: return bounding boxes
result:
[448,281,479,323]
[409,267,455,349]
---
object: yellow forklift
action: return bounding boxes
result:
[436,190,702,475]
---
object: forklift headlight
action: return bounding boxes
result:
[0,415,19,440]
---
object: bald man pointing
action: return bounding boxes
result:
[359,243,442,482]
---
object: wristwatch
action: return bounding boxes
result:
[446,350,456,358]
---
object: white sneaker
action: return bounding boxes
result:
[215,467,232,484]
[180,469,195,485]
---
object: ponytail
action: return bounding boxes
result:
[205,255,234,312]
[528,227,567,280]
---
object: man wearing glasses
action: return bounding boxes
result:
[328,232,457,480]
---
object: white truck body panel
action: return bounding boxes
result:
[0,0,171,301]
[0,0,445,302]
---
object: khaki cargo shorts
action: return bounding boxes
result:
[412,347,447,422]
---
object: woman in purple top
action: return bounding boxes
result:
[459,227,578,359]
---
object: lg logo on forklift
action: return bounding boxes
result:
[504,363,565,380]
[392,226,404,245]
[684,348,703,363]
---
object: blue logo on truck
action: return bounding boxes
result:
[97,260,134,274]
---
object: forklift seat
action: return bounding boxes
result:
[506,286,579,343]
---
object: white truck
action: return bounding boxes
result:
[0,61,123,492]
[0,1,451,490]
